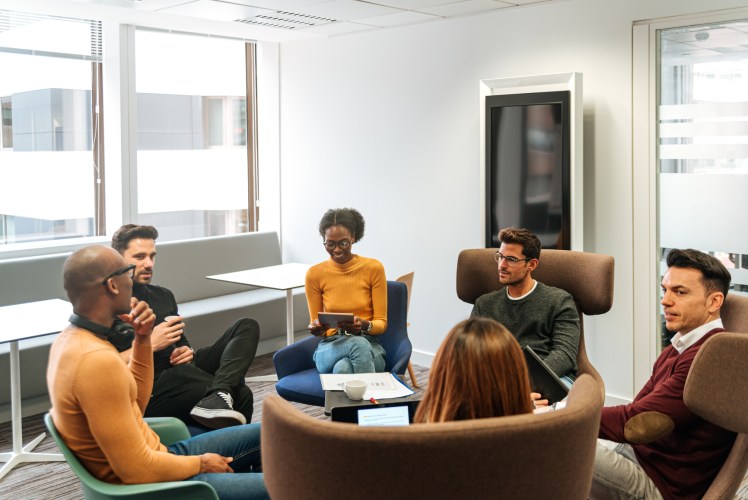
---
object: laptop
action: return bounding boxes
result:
[331,399,420,426]
[523,345,570,404]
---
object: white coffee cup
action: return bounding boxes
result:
[343,379,367,400]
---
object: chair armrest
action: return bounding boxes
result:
[273,335,321,379]
[386,337,413,376]
[144,417,191,445]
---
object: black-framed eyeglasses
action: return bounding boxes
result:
[494,252,531,266]
[101,264,136,285]
[323,240,352,250]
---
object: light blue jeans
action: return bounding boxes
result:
[167,423,268,500]
[313,333,386,373]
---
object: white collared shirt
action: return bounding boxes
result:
[670,317,723,354]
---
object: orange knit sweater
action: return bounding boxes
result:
[305,255,388,336]
[47,326,200,484]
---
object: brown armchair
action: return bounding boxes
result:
[261,374,603,500]
[456,248,614,395]
[626,293,748,498]
[683,328,748,499]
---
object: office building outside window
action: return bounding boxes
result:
[0,12,257,250]
[134,29,254,242]
[0,10,101,245]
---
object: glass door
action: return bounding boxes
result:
[658,19,748,348]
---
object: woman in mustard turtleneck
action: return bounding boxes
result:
[306,208,388,374]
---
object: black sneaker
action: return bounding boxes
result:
[190,391,247,429]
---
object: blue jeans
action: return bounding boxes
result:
[313,334,386,373]
[167,423,268,500]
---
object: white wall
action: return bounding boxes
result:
[275,0,748,401]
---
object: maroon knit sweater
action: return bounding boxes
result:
[599,328,736,500]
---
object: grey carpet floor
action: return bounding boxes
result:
[0,353,429,499]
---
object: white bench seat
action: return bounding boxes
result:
[0,231,309,423]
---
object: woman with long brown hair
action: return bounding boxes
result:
[414,317,533,423]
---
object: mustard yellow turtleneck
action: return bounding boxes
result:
[305,255,388,336]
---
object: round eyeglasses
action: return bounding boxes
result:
[324,240,352,250]
[494,252,531,266]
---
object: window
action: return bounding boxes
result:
[0,10,102,245]
[134,29,255,241]
[0,11,258,251]
[658,19,748,345]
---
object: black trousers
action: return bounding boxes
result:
[143,318,260,425]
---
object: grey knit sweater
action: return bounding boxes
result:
[471,281,580,378]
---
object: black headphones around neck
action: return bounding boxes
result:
[69,314,117,341]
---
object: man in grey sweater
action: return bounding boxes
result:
[471,227,580,389]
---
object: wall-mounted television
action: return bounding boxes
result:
[485,90,571,250]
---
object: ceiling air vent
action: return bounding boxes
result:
[235,11,338,30]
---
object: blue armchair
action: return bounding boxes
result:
[273,280,413,406]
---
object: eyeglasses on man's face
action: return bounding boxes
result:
[323,239,352,251]
[494,252,531,266]
[101,264,136,285]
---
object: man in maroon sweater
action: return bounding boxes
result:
[590,249,736,500]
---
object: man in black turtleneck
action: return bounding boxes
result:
[110,224,260,429]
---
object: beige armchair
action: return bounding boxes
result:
[456,248,614,395]
[261,374,603,500]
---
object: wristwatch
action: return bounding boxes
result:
[365,321,373,333]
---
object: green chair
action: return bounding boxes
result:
[44,413,218,499]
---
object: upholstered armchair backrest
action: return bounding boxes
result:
[261,374,603,500]
[721,293,748,334]
[456,248,614,315]
[683,330,748,499]
[456,248,614,394]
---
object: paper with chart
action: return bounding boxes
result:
[319,372,414,399]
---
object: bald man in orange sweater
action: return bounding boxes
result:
[47,246,268,499]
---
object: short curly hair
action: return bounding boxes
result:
[318,208,365,242]
[111,224,159,254]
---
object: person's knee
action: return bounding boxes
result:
[332,358,354,374]
[344,336,370,355]
[234,318,260,338]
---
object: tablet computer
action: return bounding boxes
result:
[331,400,420,425]
[318,312,354,327]
[523,345,570,405]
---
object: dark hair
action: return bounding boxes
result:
[318,208,365,242]
[414,317,533,423]
[111,224,159,254]
[498,227,541,260]
[666,248,731,298]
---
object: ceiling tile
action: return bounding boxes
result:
[359,10,440,27]
[298,20,377,35]
[370,0,461,8]
[222,0,331,9]
[288,0,403,22]
[157,0,271,22]
[417,0,512,17]
[511,0,553,5]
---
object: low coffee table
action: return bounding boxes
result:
[324,389,423,416]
